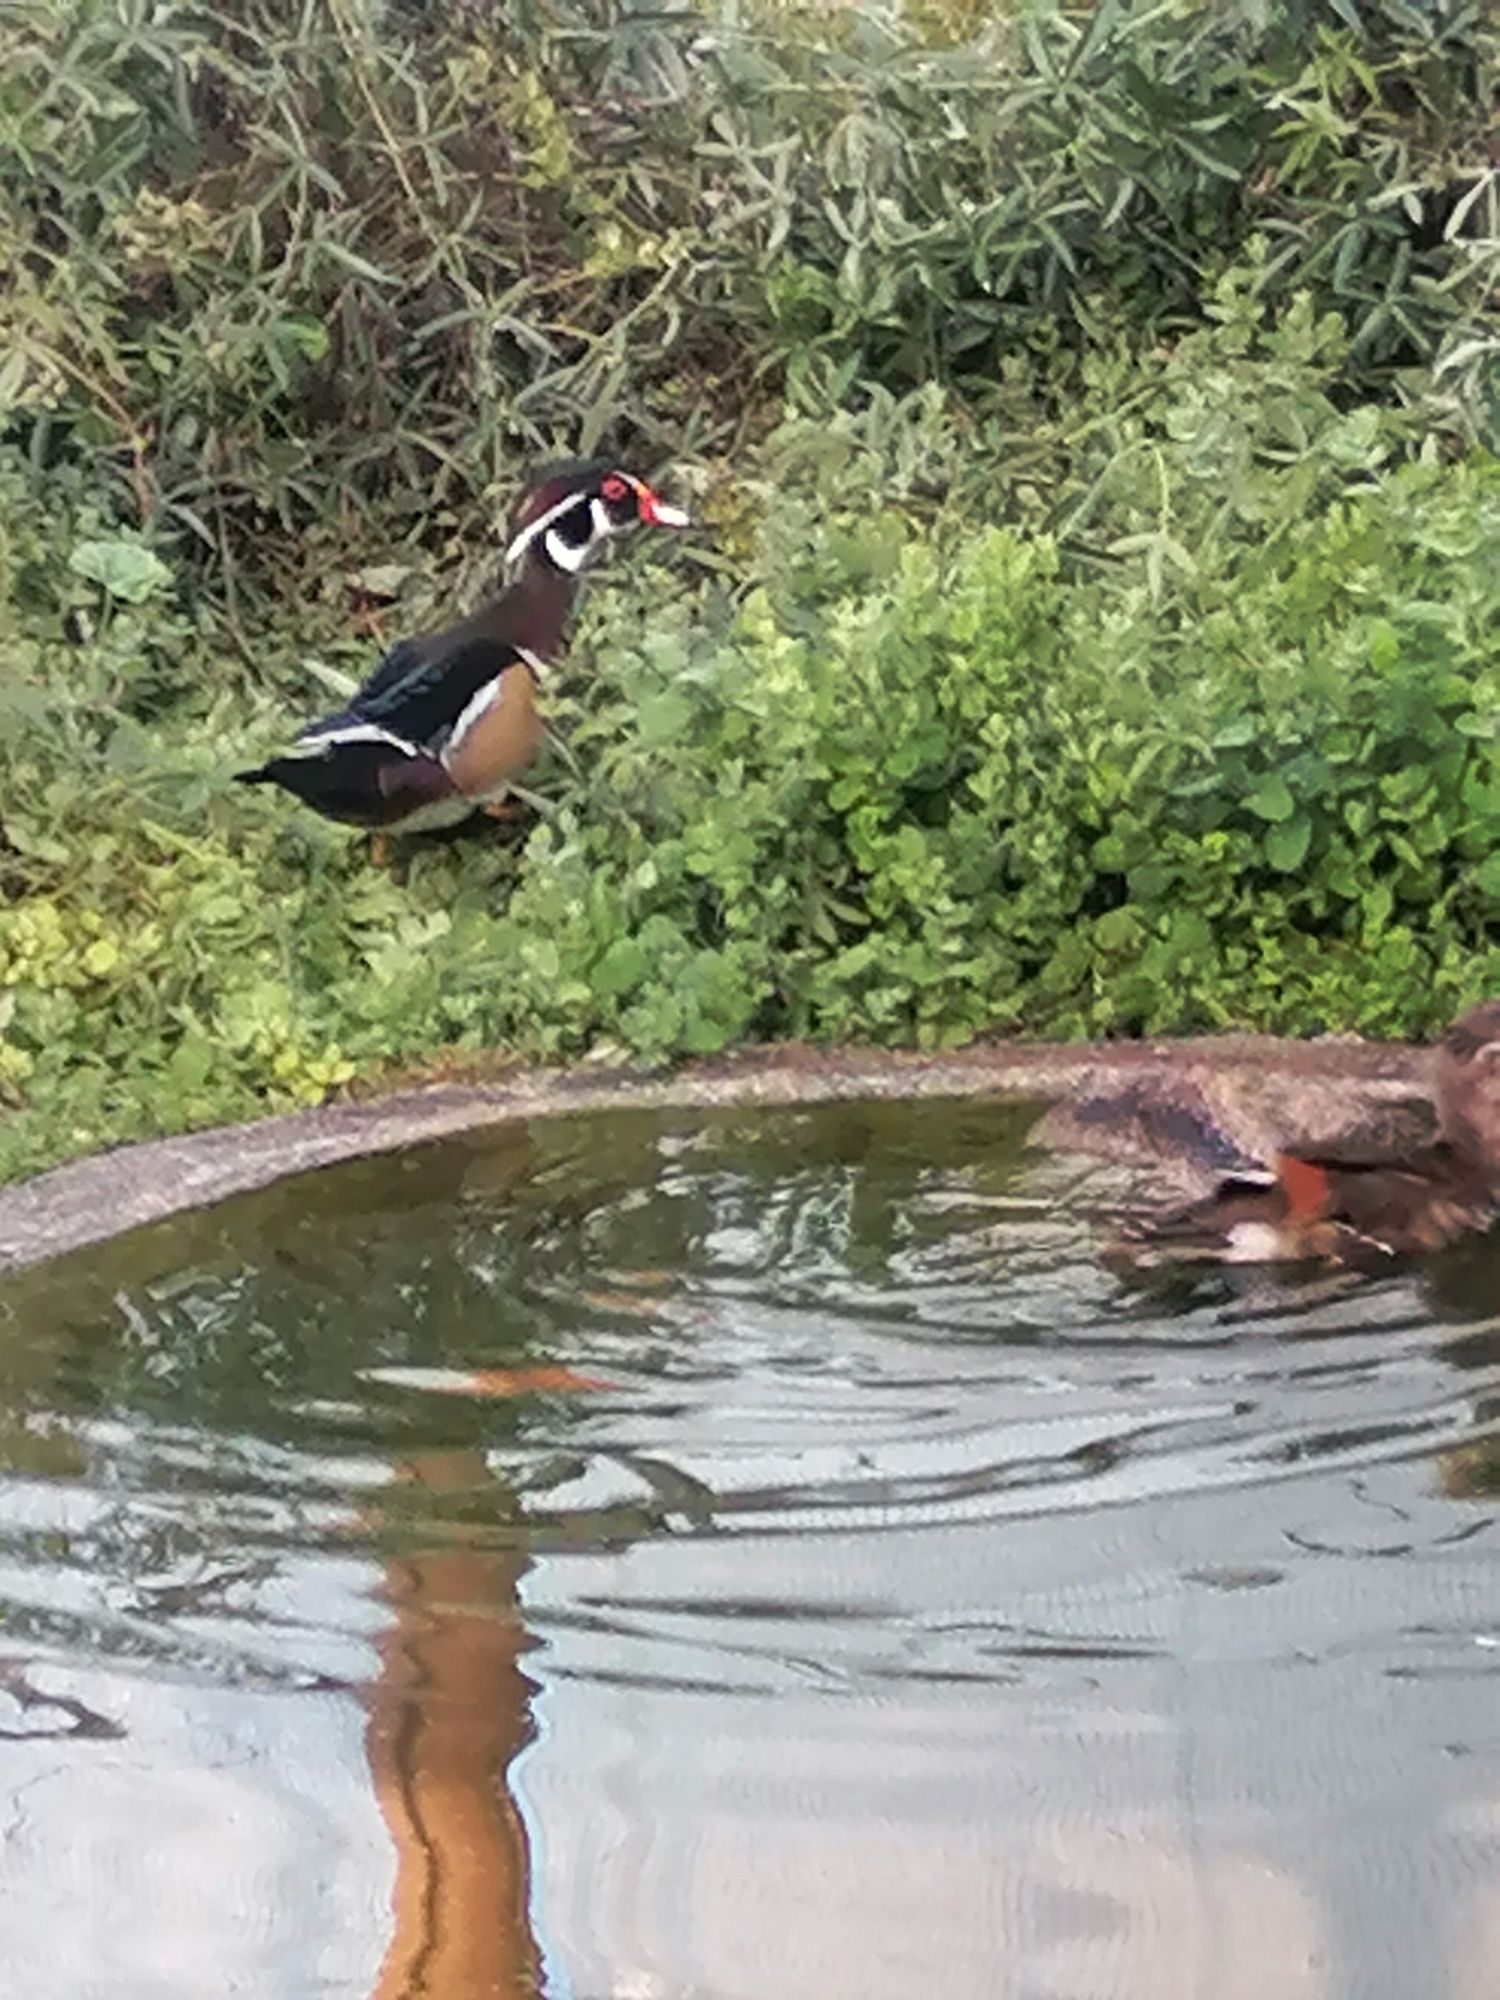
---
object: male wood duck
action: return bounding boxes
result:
[236,462,689,843]
[1104,1001,1500,1270]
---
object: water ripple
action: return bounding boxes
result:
[0,1100,1496,1688]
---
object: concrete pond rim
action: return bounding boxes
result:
[0,1032,1439,1279]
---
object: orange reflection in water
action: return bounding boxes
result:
[365,1447,542,2000]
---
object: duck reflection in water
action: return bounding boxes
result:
[364,1439,545,2000]
[357,1134,616,2000]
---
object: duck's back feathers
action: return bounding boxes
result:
[1046,1081,1264,1183]
[345,627,537,747]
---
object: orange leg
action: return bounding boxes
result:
[370,832,392,868]
[482,800,524,822]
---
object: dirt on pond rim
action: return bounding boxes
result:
[0,1032,1439,1278]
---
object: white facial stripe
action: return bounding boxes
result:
[504,488,594,567]
[1447,1034,1500,1067]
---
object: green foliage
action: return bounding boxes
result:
[3,313,1499,1178]
[0,0,1498,1178]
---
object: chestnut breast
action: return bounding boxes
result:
[443,663,546,800]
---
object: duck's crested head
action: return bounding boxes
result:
[504,460,690,575]
[1436,999,1500,1166]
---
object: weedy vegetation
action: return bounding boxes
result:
[1,0,1498,1178]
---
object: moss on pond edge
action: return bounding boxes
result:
[0,1032,1435,1280]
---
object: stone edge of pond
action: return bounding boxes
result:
[0,1033,1433,1278]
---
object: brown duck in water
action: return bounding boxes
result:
[1105,1001,1500,1270]
[237,461,689,847]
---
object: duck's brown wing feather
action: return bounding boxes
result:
[1306,1150,1497,1255]
[1104,1145,1492,1268]
[1123,1146,1499,1262]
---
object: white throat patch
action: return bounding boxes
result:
[543,523,593,573]
[504,488,587,567]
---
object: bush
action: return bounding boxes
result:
[3,291,1498,1178]
[2,0,1496,591]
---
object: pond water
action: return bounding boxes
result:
[2,1099,1500,2000]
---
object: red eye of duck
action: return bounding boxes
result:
[600,474,630,503]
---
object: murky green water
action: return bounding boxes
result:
[2,1099,1500,1999]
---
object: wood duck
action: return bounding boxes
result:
[236,462,689,842]
[1104,1001,1500,1270]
